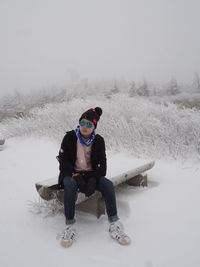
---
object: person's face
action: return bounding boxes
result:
[79,119,95,138]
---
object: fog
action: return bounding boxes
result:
[1,0,200,95]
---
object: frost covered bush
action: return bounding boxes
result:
[0,80,128,121]
[1,93,200,160]
[0,87,68,117]
[99,95,200,159]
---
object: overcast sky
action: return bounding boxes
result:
[1,0,200,95]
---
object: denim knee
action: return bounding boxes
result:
[63,176,78,191]
[97,177,115,192]
[96,176,118,220]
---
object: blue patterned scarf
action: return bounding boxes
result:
[75,126,96,147]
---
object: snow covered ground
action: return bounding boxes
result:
[0,137,200,267]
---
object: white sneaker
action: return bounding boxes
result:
[60,225,76,247]
[109,221,130,245]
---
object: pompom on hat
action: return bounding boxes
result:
[79,107,102,128]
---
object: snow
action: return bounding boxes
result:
[0,137,200,267]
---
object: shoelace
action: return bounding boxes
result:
[110,224,127,240]
[63,227,75,240]
[57,227,76,241]
[113,231,127,240]
[109,222,123,232]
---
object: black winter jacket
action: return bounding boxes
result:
[57,130,107,187]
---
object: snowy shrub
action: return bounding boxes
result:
[1,93,200,160]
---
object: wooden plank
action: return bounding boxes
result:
[35,160,155,203]
[109,161,154,187]
[35,160,155,218]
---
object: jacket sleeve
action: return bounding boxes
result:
[93,137,107,178]
[99,137,107,176]
[57,133,74,186]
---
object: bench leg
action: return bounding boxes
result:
[39,188,106,219]
[126,174,148,187]
[76,194,105,219]
[0,139,5,145]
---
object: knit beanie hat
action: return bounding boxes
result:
[79,107,102,128]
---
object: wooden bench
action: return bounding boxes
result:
[35,160,155,218]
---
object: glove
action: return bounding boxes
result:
[73,174,86,193]
[85,177,97,197]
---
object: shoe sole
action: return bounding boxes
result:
[111,234,131,245]
[60,239,73,248]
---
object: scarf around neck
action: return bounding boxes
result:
[75,126,96,147]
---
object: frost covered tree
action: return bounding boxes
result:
[167,77,180,95]
[111,81,120,94]
[137,79,149,96]
[128,81,137,97]
[193,72,200,92]
[106,81,120,98]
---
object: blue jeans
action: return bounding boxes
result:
[63,176,119,225]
